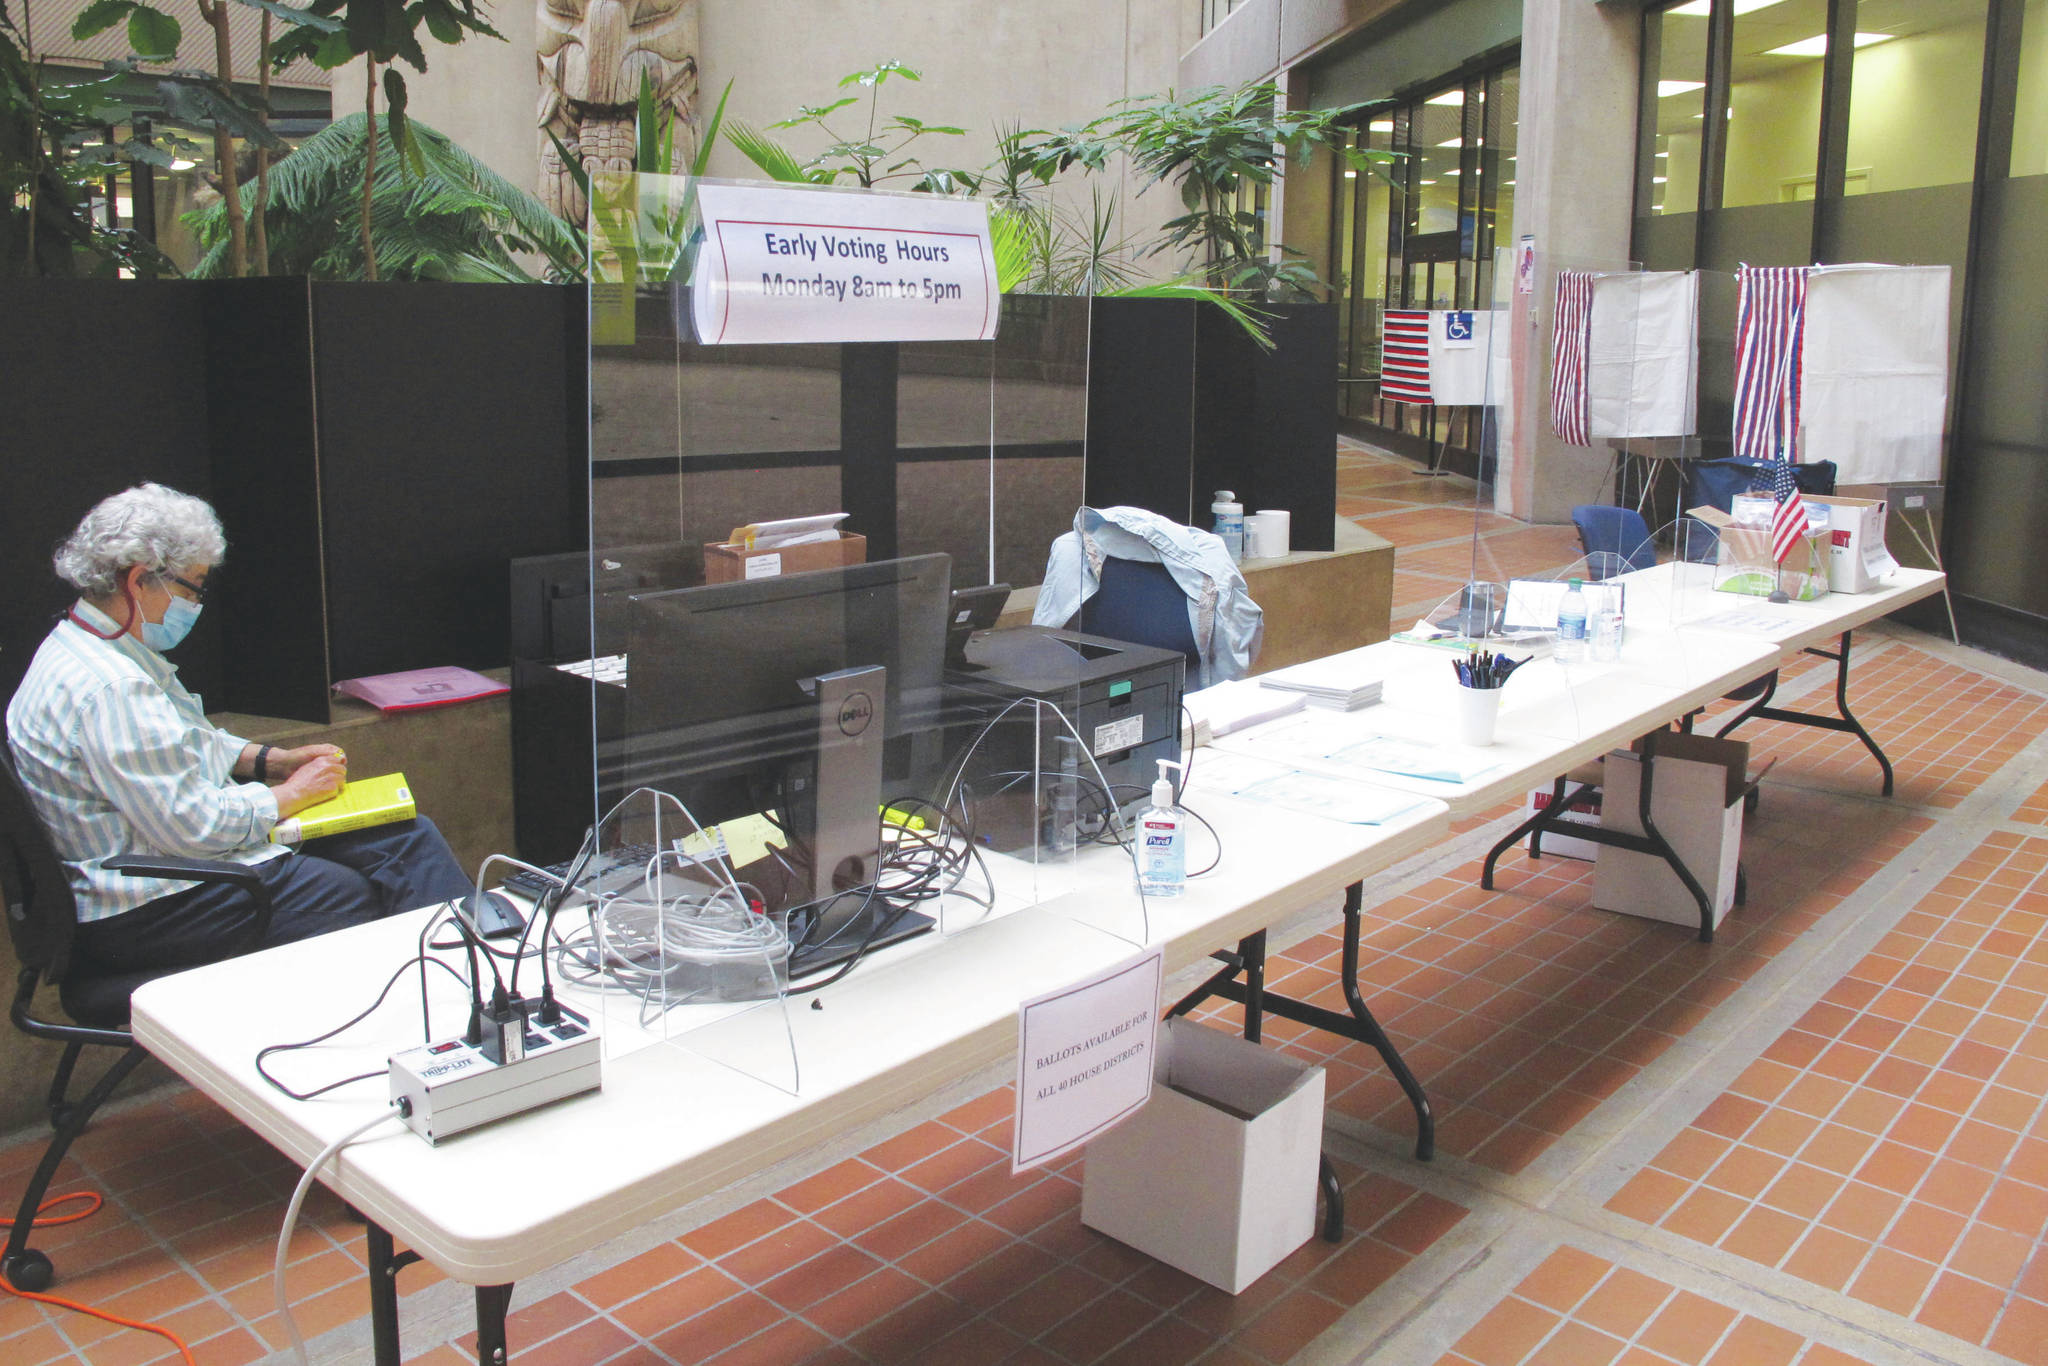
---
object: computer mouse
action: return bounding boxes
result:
[464,890,527,940]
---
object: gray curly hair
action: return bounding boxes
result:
[53,483,226,599]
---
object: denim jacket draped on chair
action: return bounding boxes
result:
[1032,506,1264,688]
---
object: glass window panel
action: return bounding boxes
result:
[1724,0,1828,208]
[1846,0,1987,194]
[2015,0,2048,176]
[1646,2,1709,217]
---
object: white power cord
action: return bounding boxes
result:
[274,1104,406,1365]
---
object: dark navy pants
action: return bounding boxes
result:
[73,817,476,973]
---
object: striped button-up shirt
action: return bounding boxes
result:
[5,602,286,924]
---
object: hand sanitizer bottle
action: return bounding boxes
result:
[1136,759,1186,898]
[1212,491,1244,563]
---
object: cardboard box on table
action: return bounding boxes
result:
[1593,734,1771,932]
[1803,495,1897,593]
[1686,506,1829,602]
[1081,1019,1325,1294]
[703,532,867,583]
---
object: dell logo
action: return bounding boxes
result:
[838,692,874,736]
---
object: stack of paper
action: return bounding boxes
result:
[1182,678,1308,745]
[1256,657,1383,711]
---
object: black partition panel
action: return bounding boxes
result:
[1196,302,1338,553]
[311,282,587,679]
[1084,297,1337,551]
[1083,297,1199,521]
[0,280,222,704]
[201,277,330,719]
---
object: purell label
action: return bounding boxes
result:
[1144,833,1175,848]
[1143,819,1175,830]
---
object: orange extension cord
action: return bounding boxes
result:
[0,1190,197,1364]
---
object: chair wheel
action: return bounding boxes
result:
[4,1247,54,1292]
[1744,788,1761,816]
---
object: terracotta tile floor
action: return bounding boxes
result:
[3,439,2044,1364]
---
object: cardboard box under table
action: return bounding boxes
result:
[703,531,867,583]
[1593,734,1770,934]
[1082,1018,1325,1294]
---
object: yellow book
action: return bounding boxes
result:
[270,773,416,844]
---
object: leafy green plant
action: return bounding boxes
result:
[186,112,581,281]
[69,0,297,276]
[575,76,731,286]
[727,62,975,192]
[1,4,162,273]
[1013,81,1396,297]
[265,0,508,280]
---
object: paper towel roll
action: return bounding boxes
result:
[1248,510,1290,559]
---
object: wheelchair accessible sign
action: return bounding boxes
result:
[690,183,999,346]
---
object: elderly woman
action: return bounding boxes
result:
[6,483,476,972]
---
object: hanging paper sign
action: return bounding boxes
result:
[1011,947,1162,1172]
[688,183,998,345]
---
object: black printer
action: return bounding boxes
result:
[943,625,1185,854]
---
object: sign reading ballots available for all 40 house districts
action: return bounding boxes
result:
[689,183,999,346]
[1011,948,1163,1173]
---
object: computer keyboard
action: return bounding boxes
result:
[501,843,660,900]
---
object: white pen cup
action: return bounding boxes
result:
[1455,681,1503,746]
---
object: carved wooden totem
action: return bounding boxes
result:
[537,0,699,221]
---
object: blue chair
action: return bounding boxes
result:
[1570,505,1658,579]
[1077,557,1202,682]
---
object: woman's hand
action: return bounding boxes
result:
[273,744,346,780]
[274,754,347,818]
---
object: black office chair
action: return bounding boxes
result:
[0,747,273,1291]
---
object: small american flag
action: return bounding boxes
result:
[1763,459,1811,564]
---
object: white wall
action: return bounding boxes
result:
[335,0,1199,271]
[1724,61,1822,206]
[697,0,1194,274]
[333,1,541,199]
[2015,0,2048,178]
[1845,22,1988,193]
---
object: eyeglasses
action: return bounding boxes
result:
[162,572,211,604]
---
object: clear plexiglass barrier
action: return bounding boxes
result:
[524,172,1156,1094]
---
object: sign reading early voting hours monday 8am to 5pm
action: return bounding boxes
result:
[689,183,999,346]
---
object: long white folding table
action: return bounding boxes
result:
[131,783,1447,1364]
[1210,564,1946,941]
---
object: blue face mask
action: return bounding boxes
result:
[139,594,202,652]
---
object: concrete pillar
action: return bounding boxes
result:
[1503,0,1641,523]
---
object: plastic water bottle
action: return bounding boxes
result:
[1591,598,1624,662]
[1211,491,1244,563]
[1557,578,1588,663]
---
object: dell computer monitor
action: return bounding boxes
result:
[613,554,952,874]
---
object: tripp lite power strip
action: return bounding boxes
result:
[388,1003,603,1143]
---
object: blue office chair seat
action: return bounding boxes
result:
[1570,505,1658,580]
[1077,558,1202,680]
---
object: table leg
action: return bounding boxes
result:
[1169,885,1436,1161]
[1716,629,1893,796]
[1318,1155,1345,1242]
[365,1222,422,1366]
[475,1282,515,1365]
[1483,743,1717,942]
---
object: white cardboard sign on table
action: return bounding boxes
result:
[1011,947,1163,1173]
[690,183,998,345]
